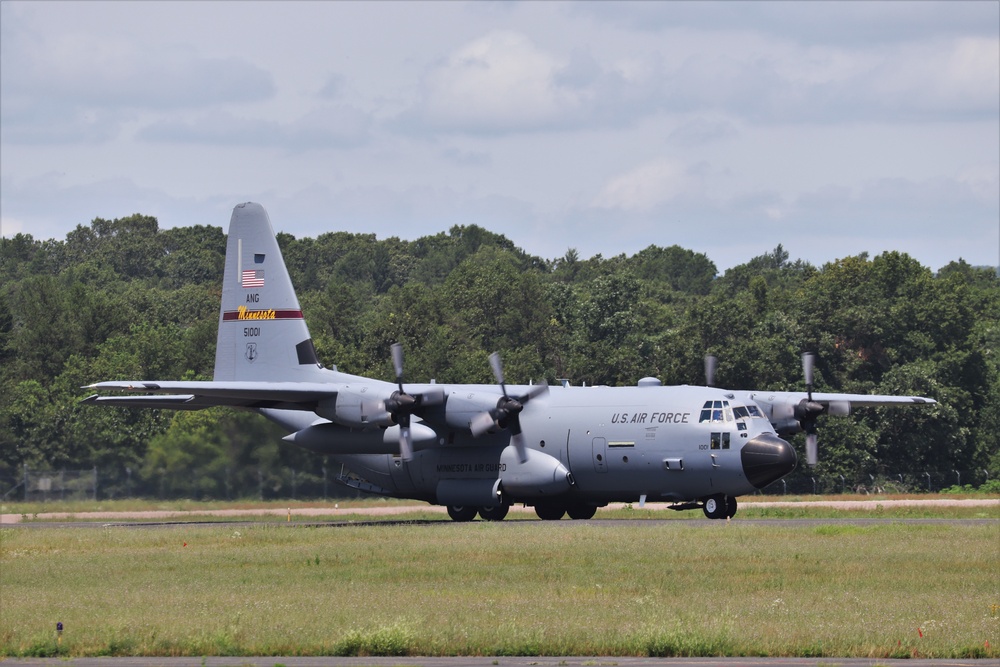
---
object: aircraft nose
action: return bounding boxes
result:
[741,433,797,489]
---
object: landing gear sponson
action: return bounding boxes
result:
[445,503,601,521]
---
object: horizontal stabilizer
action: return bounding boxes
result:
[80,394,200,410]
[81,381,340,411]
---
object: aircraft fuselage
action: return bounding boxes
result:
[271,382,795,512]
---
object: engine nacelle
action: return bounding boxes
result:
[284,420,438,455]
[441,390,505,431]
[827,400,850,416]
[499,446,574,498]
[316,386,394,428]
[773,418,802,436]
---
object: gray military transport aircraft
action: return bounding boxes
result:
[82,202,937,521]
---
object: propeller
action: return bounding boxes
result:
[371,343,444,461]
[470,352,548,463]
[704,355,718,387]
[796,352,824,467]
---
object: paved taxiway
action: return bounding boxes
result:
[2,656,998,667]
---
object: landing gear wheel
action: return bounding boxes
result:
[703,494,727,520]
[447,505,478,522]
[567,505,597,520]
[725,496,738,519]
[534,504,566,521]
[478,505,509,521]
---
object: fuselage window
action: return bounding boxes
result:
[709,432,731,449]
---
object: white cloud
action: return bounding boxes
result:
[942,37,1000,109]
[138,105,371,151]
[1,216,25,238]
[572,2,998,45]
[955,162,1000,202]
[0,4,274,145]
[407,31,577,133]
[667,115,741,147]
[592,159,695,212]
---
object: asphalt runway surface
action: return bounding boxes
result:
[2,656,998,667]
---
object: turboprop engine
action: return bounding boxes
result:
[316,388,394,428]
[283,419,439,455]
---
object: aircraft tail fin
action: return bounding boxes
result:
[214,203,327,382]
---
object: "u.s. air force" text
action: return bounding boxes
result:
[611,412,690,424]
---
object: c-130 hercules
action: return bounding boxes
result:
[83,203,936,521]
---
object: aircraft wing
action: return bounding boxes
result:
[81,381,339,411]
[743,391,936,408]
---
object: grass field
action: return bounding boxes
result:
[2,515,998,659]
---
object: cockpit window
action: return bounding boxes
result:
[699,400,733,423]
[726,404,767,420]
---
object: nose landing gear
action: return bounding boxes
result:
[702,494,737,519]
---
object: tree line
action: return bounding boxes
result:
[1,213,997,499]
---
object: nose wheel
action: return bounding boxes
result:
[703,494,737,519]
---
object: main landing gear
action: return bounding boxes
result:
[534,503,597,521]
[702,494,738,520]
[446,505,509,522]
[444,503,599,521]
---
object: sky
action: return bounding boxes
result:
[1,1,998,272]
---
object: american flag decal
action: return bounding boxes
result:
[242,269,264,288]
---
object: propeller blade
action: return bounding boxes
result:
[399,423,413,461]
[511,431,528,464]
[470,411,497,437]
[391,343,405,389]
[489,352,507,394]
[802,352,816,400]
[705,355,718,387]
[519,383,549,402]
[806,432,818,467]
[476,352,545,459]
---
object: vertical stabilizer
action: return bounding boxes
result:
[214,203,325,382]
